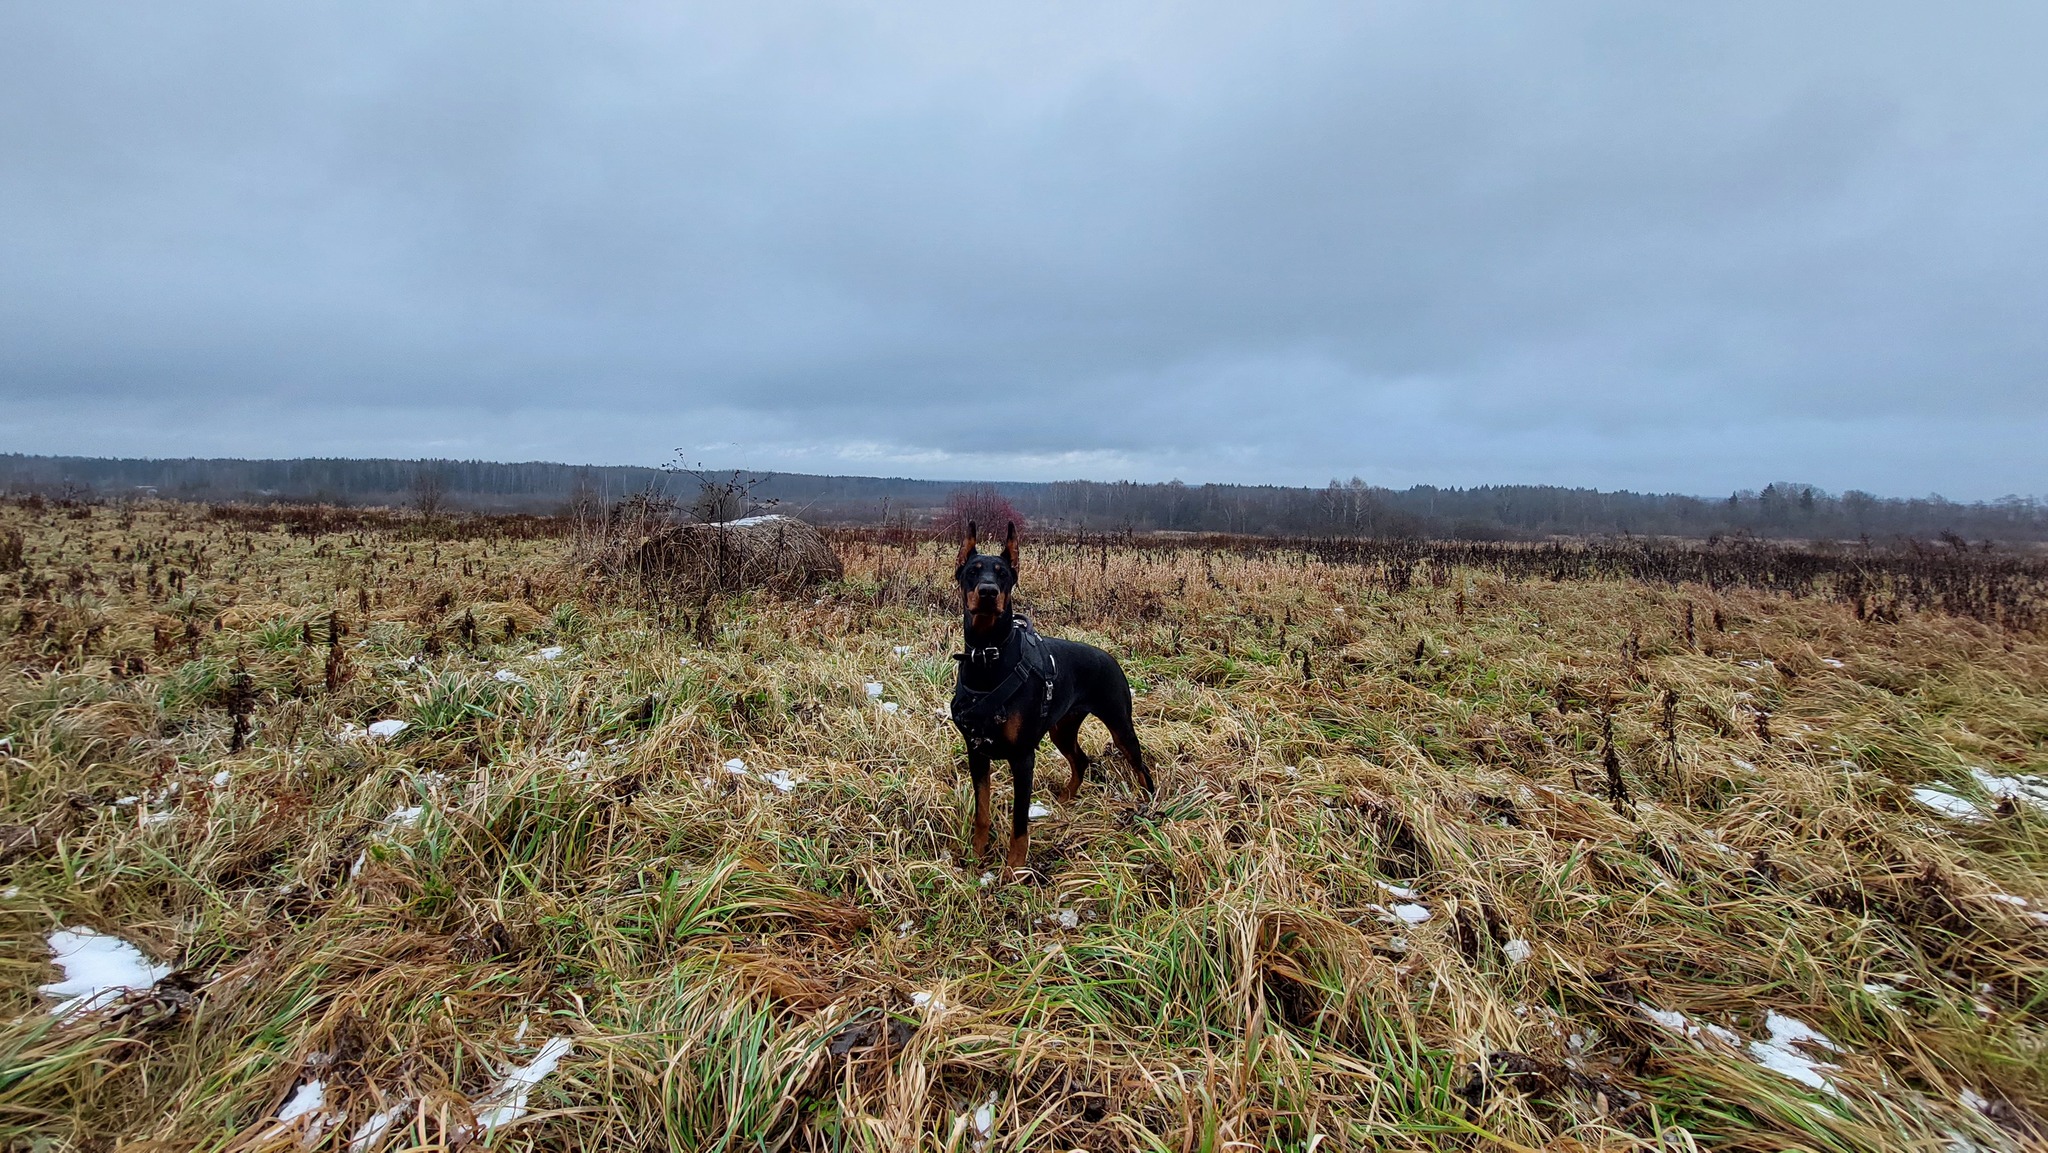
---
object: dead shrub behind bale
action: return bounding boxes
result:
[588,514,843,600]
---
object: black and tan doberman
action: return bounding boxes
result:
[950,521,1155,879]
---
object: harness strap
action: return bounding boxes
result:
[952,665,1034,751]
[950,622,1064,749]
[951,615,1060,751]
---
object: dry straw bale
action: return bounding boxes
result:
[600,514,843,597]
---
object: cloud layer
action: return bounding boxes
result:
[3,2,2044,497]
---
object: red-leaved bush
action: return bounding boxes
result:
[934,484,1025,538]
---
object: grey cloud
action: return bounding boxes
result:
[1,2,2044,497]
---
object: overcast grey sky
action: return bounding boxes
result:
[2,3,2044,498]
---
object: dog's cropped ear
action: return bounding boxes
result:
[1002,521,1019,571]
[955,521,978,569]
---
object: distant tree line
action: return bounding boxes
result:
[2,454,2042,544]
[1029,477,2048,544]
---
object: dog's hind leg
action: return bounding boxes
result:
[1092,685,1157,797]
[1105,715,1156,797]
[1049,709,1090,804]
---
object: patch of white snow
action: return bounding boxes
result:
[1640,1001,1844,1095]
[969,1091,998,1147]
[1968,767,2048,814]
[1636,1001,1742,1048]
[1913,788,1987,822]
[278,1080,327,1123]
[1746,1012,1843,1096]
[265,1078,338,1146]
[472,1036,574,1134]
[348,1100,413,1153]
[40,928,173,1018]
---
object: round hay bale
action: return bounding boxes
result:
[625,514,842,596]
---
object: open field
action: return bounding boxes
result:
[3,500,2046,1151]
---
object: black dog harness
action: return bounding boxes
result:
[951,615,1058,753]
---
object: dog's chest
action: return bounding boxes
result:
[951,679,1028,746]
[950,620,1060,753]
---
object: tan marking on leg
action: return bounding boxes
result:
[1050,713,1088,804]
[973,777,992,860]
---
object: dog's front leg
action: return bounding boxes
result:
[968,752,993,863]
[1006,748,1036,877]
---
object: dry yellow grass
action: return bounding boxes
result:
[1,500,2044,1152]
